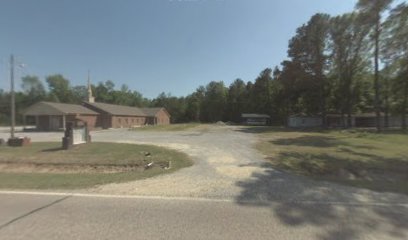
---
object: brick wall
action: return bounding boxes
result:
[111,116,146,128]
[155,109,170,125]
[97,115,112,129]
[73,115,98,130]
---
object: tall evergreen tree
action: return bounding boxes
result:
[382,3,408,129]
[185,86,205,122]
[252,69,274,115]
[330,13,370,127]
[356,0,393,131]
[288,13,331,127]
[201,81,227,122]
[226,79,247,122]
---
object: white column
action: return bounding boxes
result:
[62,115,66,131]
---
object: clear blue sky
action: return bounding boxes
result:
[0,0,358,98]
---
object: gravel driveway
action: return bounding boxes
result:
[87,125,266,199]
[1,125,408,205]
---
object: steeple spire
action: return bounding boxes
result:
[87,70,95,103]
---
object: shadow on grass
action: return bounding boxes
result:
[235,128,408,238]
[41,147,64,152]
[234,126,327,134]
[343,128,408,135]
[274,151,408,193]
[235,166,408,240]
[235,126,408,136]
[269,135,376,150]
[338,147,407,165]
[271,136,339,148]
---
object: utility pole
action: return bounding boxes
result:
[10,54,15,139]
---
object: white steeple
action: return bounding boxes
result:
[87,70,95,103]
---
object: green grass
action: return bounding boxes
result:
[253,127,408,194]
[130,123,207,132]
[0,142,193,189]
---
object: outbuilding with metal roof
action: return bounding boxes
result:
[241,113,271,126]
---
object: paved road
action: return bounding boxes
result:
[0,192,407,240]
[1,126,408,239]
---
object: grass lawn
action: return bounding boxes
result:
[0,142,193,189]
[252,127,408,194]
[130,123,207,132]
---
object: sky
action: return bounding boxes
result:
[0,0,359,98]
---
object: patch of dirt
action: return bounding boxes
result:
[0,162,144,174]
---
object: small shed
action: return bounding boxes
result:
[354,113,406,128]
[241,113,271,126]
[288,115,322,128]
[23,102,99,131]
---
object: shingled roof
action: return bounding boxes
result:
[24,102,98,116]
[83,102,147,116]
[141,108,170,117]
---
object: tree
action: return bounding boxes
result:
[251,69,274,115]
[243,81,255,113]
[0,89,10,124]
[71,85,88,103]
[330,13,371,127]
[226,79,247,122]
[95,80,115,103]
[356,0,393,131]
[108,84,146,107]
[112,84,133,105]
[288,13,331,127]
[275,61,304,119]
[152,93,187,123]
[201,81,227,122]
[185,86,205,122]
[382,3,408,129]
[21,75,46,104]
[380,64,395,127]
[46,74,73,103]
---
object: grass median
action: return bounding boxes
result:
[251,127,408,194]
[0,142,193,189]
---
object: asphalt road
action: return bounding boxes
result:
[0,192,407,240]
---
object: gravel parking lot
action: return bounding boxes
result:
[1,125,408,205]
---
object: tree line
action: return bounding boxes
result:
[1,0,407,130]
